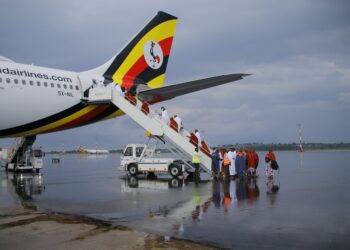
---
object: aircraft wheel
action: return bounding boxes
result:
[128,164,138,176]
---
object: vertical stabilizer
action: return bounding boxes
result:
[103,11,177,90]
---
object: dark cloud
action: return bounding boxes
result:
[1,0,350,150]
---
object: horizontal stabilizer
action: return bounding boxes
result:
[138,73,250,104]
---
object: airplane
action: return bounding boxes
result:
[0,11,248,156]
[78,146,109,154]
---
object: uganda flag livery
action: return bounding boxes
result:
[103,11,177,90]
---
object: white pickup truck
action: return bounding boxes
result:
[119,144,185,177]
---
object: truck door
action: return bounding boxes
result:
[135,147,145,158]
[122,146,134,166]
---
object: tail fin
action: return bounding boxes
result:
[103,11,177,90]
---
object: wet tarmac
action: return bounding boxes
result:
[1,150,349,249]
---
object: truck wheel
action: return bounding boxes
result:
[169,164,181,177]
[128,164,138,176]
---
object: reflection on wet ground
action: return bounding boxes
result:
[8,172,45,200]
[1,151,350,249]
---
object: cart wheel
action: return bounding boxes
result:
[128,164,138,176]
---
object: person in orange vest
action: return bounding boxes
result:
[265,148,276,161]
[222,149,230,179]
[246,149,255,177]
[265,148,277,178]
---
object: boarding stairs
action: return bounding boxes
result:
[7,136,36,165]
[85,85,213,174]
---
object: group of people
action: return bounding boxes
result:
[211,147,277,180]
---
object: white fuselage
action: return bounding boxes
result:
[0,58,118,138]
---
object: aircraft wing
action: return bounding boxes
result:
[138,73,250,104]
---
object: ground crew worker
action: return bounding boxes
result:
[192,147,201,179]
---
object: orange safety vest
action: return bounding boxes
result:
[223,154,230,167]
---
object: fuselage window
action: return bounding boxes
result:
[57,83,61,88]
[6,78,10,83]
[37,81,41,87]
[0,77,2,83]
[14,79,19,84]
[22,79,26,85]
[63,84,67,89]
[50,83,54,88]
[75,85,79,91]
[29,80,34,86]
[44,82,48,87]
[69,85,73,90]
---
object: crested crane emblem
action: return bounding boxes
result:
[144,40,163,69]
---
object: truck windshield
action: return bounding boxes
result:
[136,147,144,157]
[124,147,132,156]
[33,150,43,157]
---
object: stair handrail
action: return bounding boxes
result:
[133,96,213,161]
[8,138,22,161]
[112,89,213,172]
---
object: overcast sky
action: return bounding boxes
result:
[0,0,349,150]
